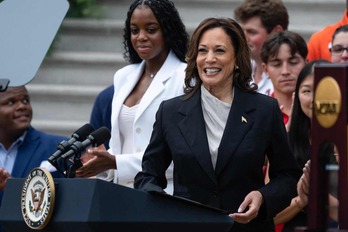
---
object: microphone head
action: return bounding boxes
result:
[88,126,111,147]
[72,123,95,141]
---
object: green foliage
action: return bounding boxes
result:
[67,0,102,19]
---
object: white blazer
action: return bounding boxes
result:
[97,51,186,194]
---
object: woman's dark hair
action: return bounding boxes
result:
[123,0,189,64]
[288,59,329,168]
[331,24,348,44]
[184,17,257,99]
[261,30,308,64]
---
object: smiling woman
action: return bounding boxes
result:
[277,59,332,231]
[135,17,301,232]
[196,27,235,103]
[75,0,189,195]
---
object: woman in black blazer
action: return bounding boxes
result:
[134,18,301,232]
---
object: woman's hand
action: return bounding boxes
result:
[229,191,263,224]
[0,168,11,191]
[75,146,116,178]
[79,144,107,164]
[297,160,310,207]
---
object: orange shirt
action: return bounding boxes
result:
[307,10,348,62]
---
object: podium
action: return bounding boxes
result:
[0,178,233,232]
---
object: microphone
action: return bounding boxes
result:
[60,126,111,161]
[48,123,95,164]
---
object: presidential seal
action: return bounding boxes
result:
[21,167,55,230]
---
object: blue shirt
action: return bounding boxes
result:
[0,131,26,174]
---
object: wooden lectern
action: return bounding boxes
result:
[296,63,348,232]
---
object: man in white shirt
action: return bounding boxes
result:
[234,0,289,96]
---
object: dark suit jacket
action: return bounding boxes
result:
[90,84,113,149]
[0,127,67,206]
[135,86,301,231]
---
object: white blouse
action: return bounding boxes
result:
[201,85,232,169]
[119,104,138,154]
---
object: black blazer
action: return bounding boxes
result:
[135,86,301,232]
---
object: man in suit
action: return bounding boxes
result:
[89,84,113,149]
[0,85,67,206]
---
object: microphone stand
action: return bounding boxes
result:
[65,156,83,178]
[62,142,85,178]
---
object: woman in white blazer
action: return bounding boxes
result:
[76,0,188,194]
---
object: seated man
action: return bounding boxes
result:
[0,85,67,206]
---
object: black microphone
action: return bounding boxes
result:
[48,123,95,164]
[60,126,111,161]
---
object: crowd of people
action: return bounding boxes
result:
[1,0,347,231]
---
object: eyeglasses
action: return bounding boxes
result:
[330,45,348,56]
